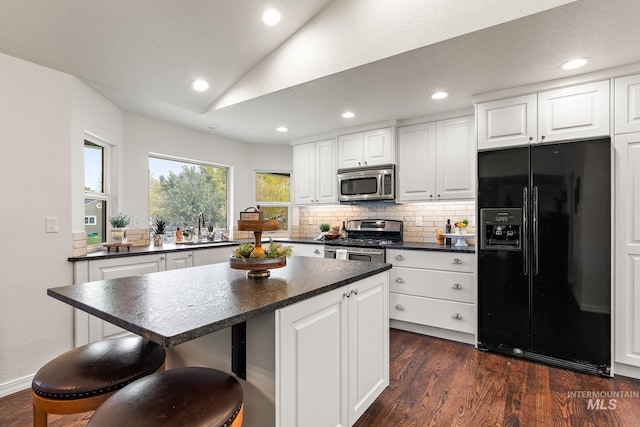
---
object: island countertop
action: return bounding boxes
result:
[48,257,391,347]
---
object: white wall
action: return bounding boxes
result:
[0,53,75,394]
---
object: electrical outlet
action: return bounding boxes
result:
[308,217,313,225]
[416,216,423,226]
[46,216,59,233]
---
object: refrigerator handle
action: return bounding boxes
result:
[533,186,539,276]
[522,187,528,276]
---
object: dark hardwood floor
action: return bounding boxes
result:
[2,329,639,426]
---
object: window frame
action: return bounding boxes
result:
[148,153,231,237]
[255,170,292,234]
[84,138,111,251]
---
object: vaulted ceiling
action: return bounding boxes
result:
[1,0,639,144]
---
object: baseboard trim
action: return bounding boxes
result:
[390,320,475,345]
[0,374,33,398]
[614,362,640,380]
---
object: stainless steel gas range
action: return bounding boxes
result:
[323,219,403,262]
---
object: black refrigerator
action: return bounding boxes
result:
[477,137,611,376]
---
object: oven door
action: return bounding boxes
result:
[324,246,385,262]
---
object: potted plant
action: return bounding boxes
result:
[109,212,131,243]
[153,219,166,246]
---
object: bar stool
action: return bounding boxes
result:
[32,336,166,427]
[87,367,244,427]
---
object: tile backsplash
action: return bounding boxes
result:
[293,200,476,244]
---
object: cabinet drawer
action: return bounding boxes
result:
[390,267,474,303]
[390,293,474,334]
[387,249,474,272]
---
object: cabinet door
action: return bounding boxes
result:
[293,143,317,205]
[615,74,640,135]
[192,247,232,266]
[277,287,348,427]
[85,255,166,343]
[315,139,338,203]
[477,94,537,150]
[347,274,389,426]
[288,243,324,258]
[538,80,610,142]
[397,122,436,201]
[338,132,364,169]
[363,128,393,166]
[615,133,640,368]
[436,116,475,200]
[165,251,193,270]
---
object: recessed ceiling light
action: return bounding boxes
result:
[204,124,221,131]
[276,126,289,132]
[262,8,281,26]
[342,111,356,119]
[562,58,589,70]
[191,79,209,91]
[431,91,448,100]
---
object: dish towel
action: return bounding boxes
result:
[336,249,348,260]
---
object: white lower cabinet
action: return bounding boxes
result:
[287,243,324,258]
[74,254,167,345]
[277,272,389,427]
[192,246,232,266]
[387,249,475,344]
[165,251,193,270]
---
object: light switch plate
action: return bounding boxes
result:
[46,216,59,233]
[416,216,423,226]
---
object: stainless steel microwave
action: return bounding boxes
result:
[337,164,395,202]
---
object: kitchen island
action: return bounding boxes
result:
[49,257,391,427]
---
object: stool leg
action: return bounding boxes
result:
[33,397,47,427]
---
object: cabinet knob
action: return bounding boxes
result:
[364,161,368,166]
[437,194,440,198]
[395,277,404,283]
[451,283,462,290]
[395,254,405,261]
[452,313,462,320]
[352,289,358,296]
[540,135,546,142]
[160,256,165,260]
[313,249,320,254]
[188,253,193,257]
[395,304,405,311]
[358,162,362,166]
[451,258,462,264]
[343,292,351,298]
[529,136,533,142]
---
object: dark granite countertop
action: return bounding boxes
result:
[68,237,474,263]
[49,257,391,347]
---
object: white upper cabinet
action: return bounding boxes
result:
[477,94,537,150]
[615,73,640,135]
[435,116,476,200]
[478,80,610,150]
[293,139,338,205]
[338,127,394,169]
[397,116,475,202]
[397,122,436,201]
[537,80,610,143]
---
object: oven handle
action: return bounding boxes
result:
[324,248,384,257]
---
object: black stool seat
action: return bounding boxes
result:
[32,336,166,400]
[87,367,244,427]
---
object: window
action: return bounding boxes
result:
[149,156,228,236]
[84,141,108,246]
[255,171,291,231]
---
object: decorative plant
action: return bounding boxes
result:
[153,219,166,235]
[109,212,131,228]
[320,223,331,232]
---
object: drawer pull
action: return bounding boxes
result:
[452,313,462,320]
[343,292,351,299]
[451,283,462,290]
[395,254,405,261]
[395,277,405,283]
[451,258,462,265]
[395,304,405,311]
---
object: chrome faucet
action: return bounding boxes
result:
[197,213,206,241]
